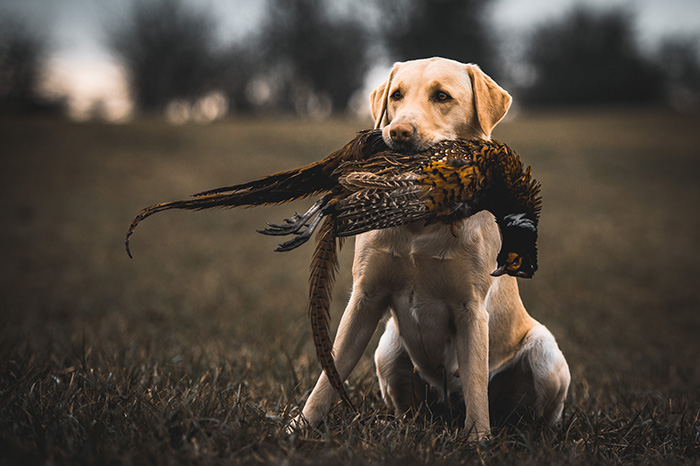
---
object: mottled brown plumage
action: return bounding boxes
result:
[125,130,542,410]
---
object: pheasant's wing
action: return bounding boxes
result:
[329,155,485,237]
[331,173,430,236]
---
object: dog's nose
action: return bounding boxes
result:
[389,122,416,144]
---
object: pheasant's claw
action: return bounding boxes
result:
[259,212,308,235]
[259,217,309,236]
[273,213,301,226]
[272,207,325,252]
[258,197,329,236]
[274,232,313,252]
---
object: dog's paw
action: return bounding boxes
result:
[464,428,492,444]
[285,414,309,434]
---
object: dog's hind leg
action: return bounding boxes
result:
[374,317,425,415]
[489,324,570,427]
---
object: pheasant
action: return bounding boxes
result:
[262,138,541,278]
[125,130,541,411]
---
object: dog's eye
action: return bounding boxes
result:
[390,90,403,101]
[434,91,452,102]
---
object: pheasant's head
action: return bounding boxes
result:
[492,213,538,279]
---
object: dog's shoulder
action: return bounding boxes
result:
[354,212,501,267]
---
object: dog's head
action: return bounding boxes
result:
[370,57,512,150]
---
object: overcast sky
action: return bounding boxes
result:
[1,0,699,119]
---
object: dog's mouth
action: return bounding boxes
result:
[382,134,439,153]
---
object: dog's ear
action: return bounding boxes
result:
[465,64,512,138]
[370,63,400,129]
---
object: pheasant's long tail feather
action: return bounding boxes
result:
[308,216,354,410]
[125,182,321,258]
[124,197,228,258]
[124,184,314,258]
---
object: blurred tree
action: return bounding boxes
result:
[379,0,500,78]
[215,44,259,114]
[259,0,370,115]
[0,18,60,114]
[656,37,700,112]
[107,0,222,113]
[523,7,663,106]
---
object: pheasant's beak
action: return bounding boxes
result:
[491,252,532,278]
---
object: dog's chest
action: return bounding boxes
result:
[391,279,461,388]
[378,224,474,381]
[360,213,498,387]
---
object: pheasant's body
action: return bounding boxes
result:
[326,139,541,245]
[125,130,541,409]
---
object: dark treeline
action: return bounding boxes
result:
[522,7,663,106]
[2,0,699,117]
[0,18,65,115]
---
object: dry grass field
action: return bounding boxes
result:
[1,110,699,465]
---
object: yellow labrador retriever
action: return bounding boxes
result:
[298,57,570,440]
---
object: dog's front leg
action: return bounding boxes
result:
[296,286,386,429]
[455,301,491,441]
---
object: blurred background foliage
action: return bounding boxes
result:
[1,0,699,119]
